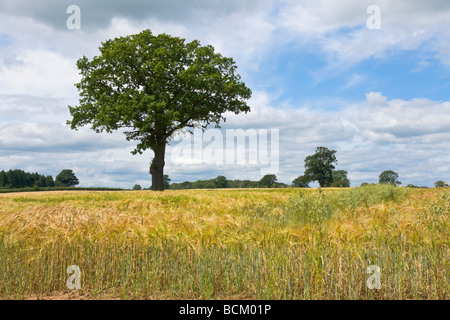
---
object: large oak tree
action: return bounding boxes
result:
[68,29,252,190]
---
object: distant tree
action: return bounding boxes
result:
[55,169,79,187]
[31,172,40,186]
[259,174,277,188]
[227,180,238,188]
[45,175,55,187]
[434,180,448,188]
[214,175,228,188]
[194,179,216,189]
[228,179,253,188]
[168,182,181,189]
[0,171,7,188]
[249,181,259,188]
[132,184,142,190]
[172,181,194,190]
[379,170,401,186]
[0,170,55,189]
[292,175,310,188]
[330,170,350,187]
[330,180,349,188]
[274,182,289,188]
[7,169,27,188]
[241,180,253,188]
[36,175,47,187]
[163,175,171,190]
[361,182,377,187]
[303,147,337,187]
[205,180,216,189]
[169,176,286,190]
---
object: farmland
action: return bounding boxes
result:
[0,185,448,299]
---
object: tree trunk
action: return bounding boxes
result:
[150,143,166,191]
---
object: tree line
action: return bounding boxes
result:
[145,146,443,190]
[168,174,290,190]
[156,147,349,190]
[0,169,79,189]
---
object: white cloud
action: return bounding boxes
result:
[278,0,450,69]
[0,49,79,98]
[358,92,450,143]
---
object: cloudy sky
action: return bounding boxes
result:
[1,0,450,188]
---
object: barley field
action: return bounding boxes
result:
[0,185,448,299]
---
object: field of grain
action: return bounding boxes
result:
[0,185,448,299]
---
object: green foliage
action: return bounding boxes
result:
[330,170,350,187]
[294,150,345,188]
[379,170,401,186]
[434,180,448,188]
[214,175,228,188]
[67,29,252,191]
[303,147,337,187]
[55,169,79,187]
[0,170,6,187]
[258,174,277,188]
[169,176,289,190]
[227,180,258,188]
[0,187,124,194]
[132,184,142,190]
[360,182,377,187]
[193,179,216,189]
[170,181,194,190]
[45,175,55,187]
[292,175,310,188]
[163,175,171,189]
[0,170,55,189]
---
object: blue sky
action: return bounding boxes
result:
[1,0,450,188]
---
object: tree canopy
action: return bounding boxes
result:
[303,146,338,187]
[434,180,448,188]
[259,174,277,188]
[55,169,80,187]
[68,29,252,191]
[330,170,350,187]
[379,170,401,186]
[292,175,310,188]
[163,175,171,190]
[214,175,228,188]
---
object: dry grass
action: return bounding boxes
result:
[0,186,448,299]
